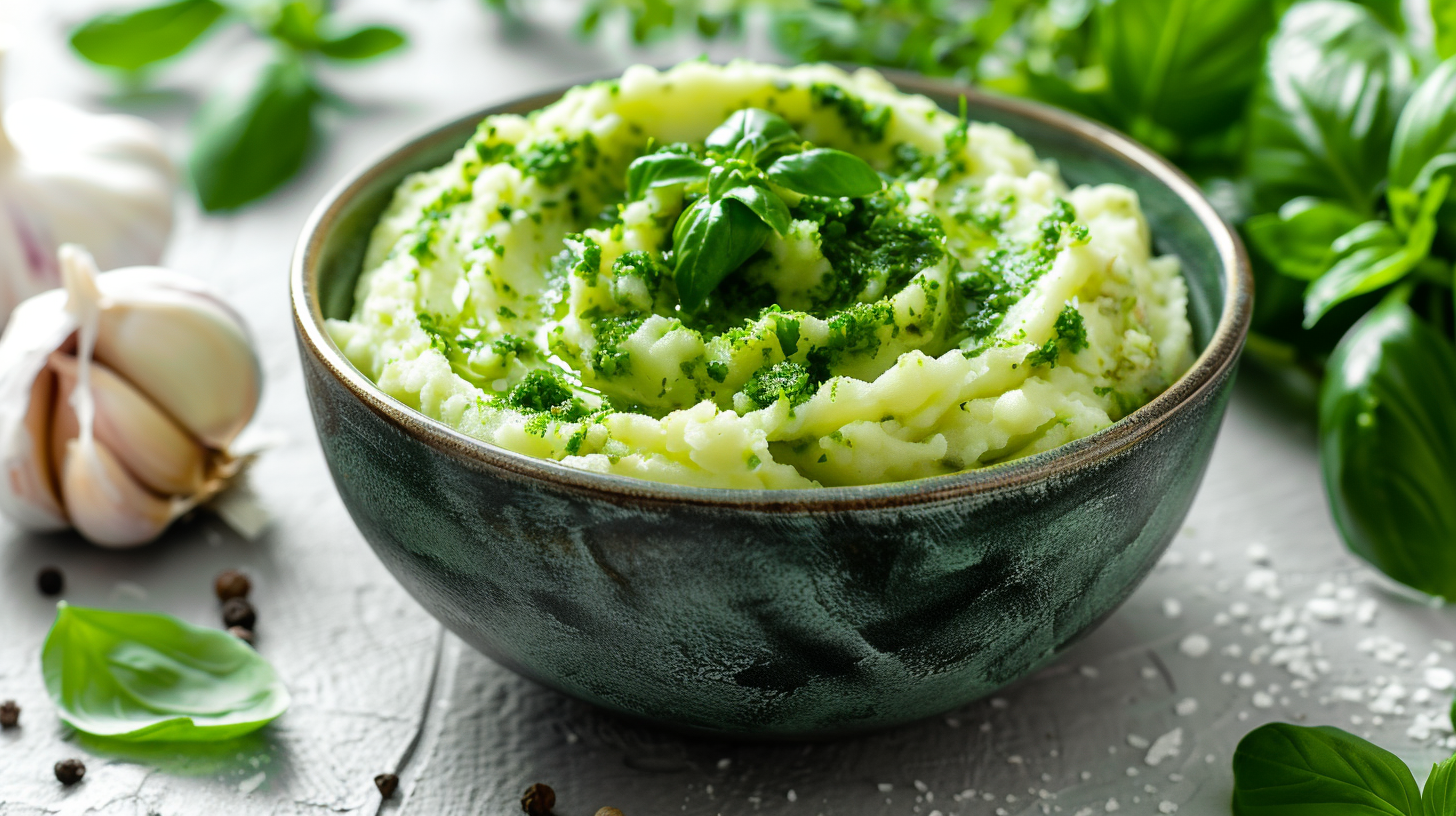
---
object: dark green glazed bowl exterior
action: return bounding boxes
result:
[291,72,1252,739]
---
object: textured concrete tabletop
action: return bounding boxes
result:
[1,2,1453,815]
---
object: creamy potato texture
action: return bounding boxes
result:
[328,61,1194,489]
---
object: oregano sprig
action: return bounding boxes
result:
[70,0,407,211]
[628,107,883,310]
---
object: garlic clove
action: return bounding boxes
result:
[59,435,177,549]
[49,351,207,496]
[56,245,261,450]
[93,292,261,449]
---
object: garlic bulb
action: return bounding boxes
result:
[0,51,175,325]
[0,245,260,547]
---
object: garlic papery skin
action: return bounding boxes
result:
[0,244,260,546]
[0,53,175,325]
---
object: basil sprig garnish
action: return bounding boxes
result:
[628,107,884,311]
[1232,722,1455,815]
[42,603,290,742]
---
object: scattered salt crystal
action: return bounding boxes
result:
[1198,551,1215,566]
[1425,667,1454,691]
[1247,543,1270,564]
[1223,644,1243,658]
[1127,767,1139,777]
[1369,683,1408,714]
[1163,598,1183,618]
[1106,799,1120,812]
[1081,771,1092,781]
[1145,729,1183,766]
[1238,672,1257,688]
[786,790,797,802]
[1436,639,1455,654]
[1179,634,1211,658]
[1142,666,1160,680]
[1127,734,1150,749]
[1081,666,1100,679]
[1008,755,1024,765]
[1175,698,1199,716]
[915,780,929,792]
[1214,612,1231,626]
[878,783,894,793]
[1305,598,1341,621]
[1229,602,1250,619]
[1252,692,1274,709]
[1221,672,1235,685]
[1407,711,1455,741]
[1159,801,1179,813]
[717,758,731,770]
[238,772,266,794]
[991,698,1009,709]
[1355,600,1378,625]
[1414,688,1432,704]
[1245,569,1281,599]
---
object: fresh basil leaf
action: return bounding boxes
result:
[1389,57,1456,193]
[1244,197,1366,281]
[722,181,792,235]
[765,148,883,198]
[265,0,324,49]
[70,0,226,72]
[1274,0,1405,30]
[673,197,771,311]
[1320,297,1456,601]
[1232,722,1423,815]
[1303,176,1447,326]
[705,108,799,160]
[1096,0,1276,144]
[625,152,709,200]
[1248,1,1415,213]
[1437,0,1456,59]
[190,56,320,211]
[317,25,407,60]
[42,603,290,742]
[1425,755,1456,816]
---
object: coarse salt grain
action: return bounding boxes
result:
[1163,598,1183,618]
[1145,728,1183,766]
[1424,667,1454,691]
[1179,634,1211,658]
[1175,698,1199,716]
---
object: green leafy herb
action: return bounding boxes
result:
[642,107,883,311]
[42,603,290,742]
[1243,198,1366,281]
[625,151,710,199]
[1248,2,1414,214]
[1319,295,1456,601]
[191,55,320,211]
[70,0,226,72]
[1232,722,1424,815]
[72,0,406,210]
[1388,57,1456,193]
[1426,755,1456,816]
[765,148,884,198]
[673,196,772,311]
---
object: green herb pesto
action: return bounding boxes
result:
[333,61,1193,489]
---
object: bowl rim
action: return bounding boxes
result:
[291,66,1253,512]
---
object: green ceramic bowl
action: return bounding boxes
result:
[291,71,1252,739]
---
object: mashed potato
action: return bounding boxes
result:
[328,61,1193,489]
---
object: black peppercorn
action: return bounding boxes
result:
[36,567,63,596]
[214,569,251,601]
[521,783,555,815]
[54,758,85,785]
[227,626,255,646]
[0,700,18,728]
[375,773,399,799]
[221,597,256,630]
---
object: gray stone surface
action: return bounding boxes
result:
[1,2,1453,815]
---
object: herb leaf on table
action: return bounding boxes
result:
[190,55,321,212]
[42,603,290,742]
[69,0,226,72]
[71,0,407,210]
[1231,722,1424,815]
[1425,755,1456,816]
